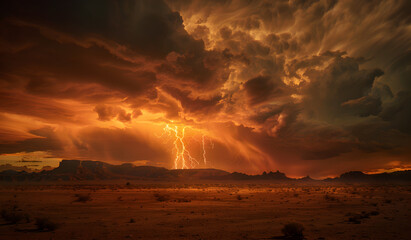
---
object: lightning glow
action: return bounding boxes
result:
[163,124,197,169]
[202,135,207,165]
[161,124,210,169]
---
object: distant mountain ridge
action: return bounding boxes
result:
[0,160,410,183]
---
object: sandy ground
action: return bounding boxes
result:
[0,183,410,240]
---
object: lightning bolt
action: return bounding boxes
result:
[163,124,199,169]
[202,135,207,165]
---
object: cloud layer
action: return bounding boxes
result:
[0,0,410,177]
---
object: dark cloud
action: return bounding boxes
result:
[380,91,411,134]
[341,96,382,117]
[157,49,230,90]
[0,0,202,58]
[126,90,181,120]
[0,127,62,154]
[117,109,132,123]
[94,105,119,122]
[93,105,132,123]
[387,51,411,92]
[0,23,158,97]
[244,76,286,105]
[302,55,384,121]
[0,0,231,114]
[0,90,77,123]
[248,105,285,124]
[162,86,223,116]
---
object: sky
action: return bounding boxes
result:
[0,0,410,178]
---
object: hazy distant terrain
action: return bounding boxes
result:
[1,160,410,184]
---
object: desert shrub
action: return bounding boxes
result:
[369,210,379,216]
[237,195,243,200]
[347,211,378,224]
[1,208,29,224]
[282,222,304,239]
[129,218,136,223]
[361,211,370,218]
[74,193,92,203]
[348,214,362,224]
[176,198,191,203]
[35,217,59,231]
[324,194,337,201]
[153,193,170,202]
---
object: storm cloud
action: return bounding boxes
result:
[0,0,410,177]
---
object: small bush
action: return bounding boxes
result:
[176,198,191,203]
[1,208,29,224]
[129,218,136,223]
[369,210,379,216]
[348,215,362,224]
[324,194,337,201]
[347,211,378,224]
[237,195,243,200]
[74,194,92,203]
[282,222,304,239]
[153,193,170,202]
[35,217,59,231]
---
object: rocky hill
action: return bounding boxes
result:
[0,160,410,183]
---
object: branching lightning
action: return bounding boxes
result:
[163,124,197,169]
[162,124,209,169]
[202,135,207,165]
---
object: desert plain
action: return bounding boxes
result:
[0,182,410,240]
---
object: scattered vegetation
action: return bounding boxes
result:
[35,217,59,231]
[348,214,363,224]
[281,222,305,239]
[324,194,337,201]
[1,207,30,224]
[74,193,92,203]
[369,210,380,216]
[176,198,191,203]
[347,211,379,224]
[153,193,170,202]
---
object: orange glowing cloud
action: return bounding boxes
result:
[0,0,410,177]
